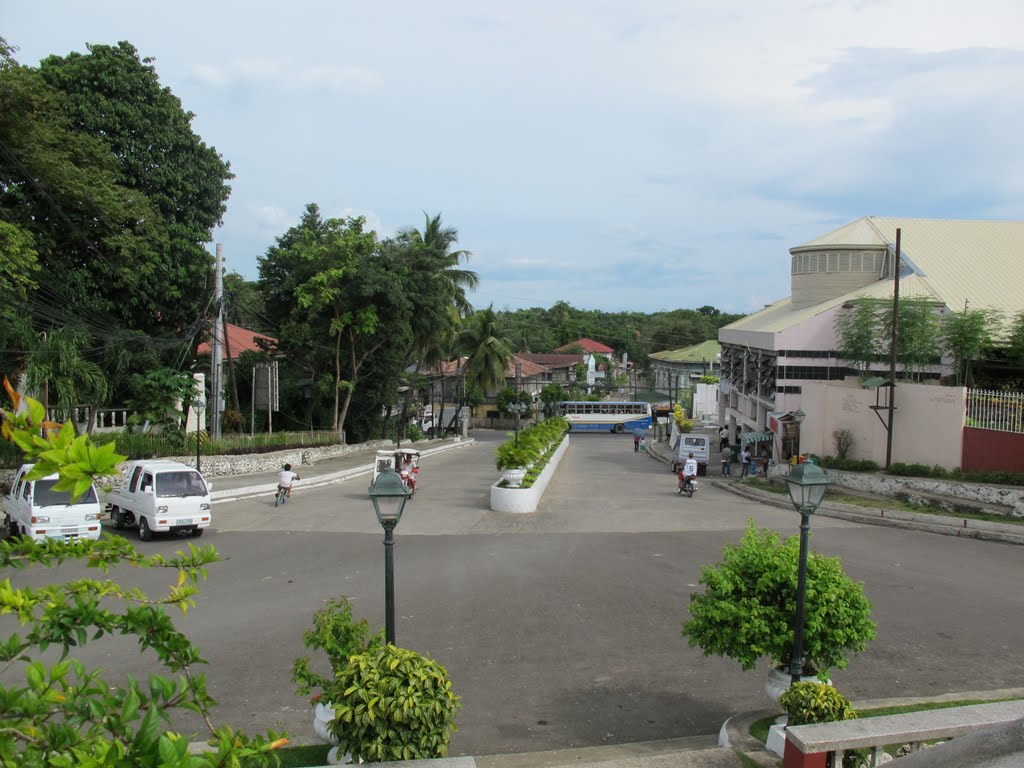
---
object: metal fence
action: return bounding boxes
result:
[966,388,1024,434]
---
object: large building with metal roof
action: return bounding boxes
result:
[716,216,1024,458]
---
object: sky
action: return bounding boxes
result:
[4,0,1024,317]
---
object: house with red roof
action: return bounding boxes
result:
[554,337,614,355]
[197,323,278,359]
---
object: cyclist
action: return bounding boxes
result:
[678,452,698,494]
[278,463,300,503]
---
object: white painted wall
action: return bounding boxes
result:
[798,381,965,470]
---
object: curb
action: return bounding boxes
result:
[712,478,1024,546]
[211,439,477,503]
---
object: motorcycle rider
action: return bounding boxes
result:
[678,452,698,494]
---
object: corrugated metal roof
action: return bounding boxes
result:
[649,339,721,363]
[723,217,1024,339]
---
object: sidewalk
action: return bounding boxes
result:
[208,438,476,503]
[198,437,1022,766]
[647,440,1024,547]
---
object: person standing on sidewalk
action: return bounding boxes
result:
[720,444,733,476]
[740,445,752,478]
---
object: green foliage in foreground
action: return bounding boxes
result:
[682,520,876,674]
[0,387,288,766]
[0,537,288,767]
[780,682,858,726]
[328,645,461,763]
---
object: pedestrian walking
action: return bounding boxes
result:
[740,445,752,478]
[719,426,729,451]
[720,445,733,476]
[639,437,647,453]
[633,432,640,452]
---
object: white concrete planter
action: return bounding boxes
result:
[500,468,527,487]
[765,665,829,703]
[490,435,568,513]
[314,701,339,744]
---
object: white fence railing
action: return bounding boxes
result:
[966,388,1024,434]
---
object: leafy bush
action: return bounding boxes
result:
[887,462,948,478]
[328,645,460,762]
[681,519,876,674]
[818,456,880,472]
[494,417,567,472]
[221,408,244,433]
[832,428,854,460]
[0,383,285,766]
[780,681,858,726]
[291,596,383,705]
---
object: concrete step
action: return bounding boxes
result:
[474,736,744,768]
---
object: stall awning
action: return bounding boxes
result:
[740,431,773,444]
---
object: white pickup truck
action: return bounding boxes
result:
[3,464,105,541]
[105,460,212,541]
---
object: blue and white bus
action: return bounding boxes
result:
[558,401,653,433]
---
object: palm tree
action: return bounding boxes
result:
[395,213,479,436]
[458,306,512,397]
[397,213,479,320]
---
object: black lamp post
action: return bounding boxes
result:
[793,408,806,460]
[191,400,205,473]
[784,462,831,684]
[507,401,528,447]
[369,469,411,645]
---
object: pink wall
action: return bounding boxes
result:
[962,428,1024,473]
[798,381,965,470]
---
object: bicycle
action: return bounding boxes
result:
[275,485,289,507]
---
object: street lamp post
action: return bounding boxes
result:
[507,401,528,447]
[191,400,205,473]
[368,469,411,645]
[793,408,806,460]
[784,462,831,684]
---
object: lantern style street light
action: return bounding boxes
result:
[368,469,412,645]
[191,400,206,473]
[507,401,528,447]
[784,461,831,684]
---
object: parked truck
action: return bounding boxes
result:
[3,464,105,541]
[105,460,212,541]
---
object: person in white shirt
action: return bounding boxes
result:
[678,452,698,493]
[278,463,300,499]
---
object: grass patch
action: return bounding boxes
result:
[826,493,1024,527]
[743,479,788,495]
[248,743,331,768]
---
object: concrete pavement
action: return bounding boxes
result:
[197,435,1023,767]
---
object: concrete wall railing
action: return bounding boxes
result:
[783,700,1024,768]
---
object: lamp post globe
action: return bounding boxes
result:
[368,469,411,645]
[784,462,831,684]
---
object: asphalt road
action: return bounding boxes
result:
[6,432,1024,757]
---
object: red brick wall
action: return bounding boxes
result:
[962,427,1024,472]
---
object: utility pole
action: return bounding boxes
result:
[211,244,224,440]
[885,228,901,469]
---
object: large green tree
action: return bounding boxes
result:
[36,41,232,338]
[258,205,411,436]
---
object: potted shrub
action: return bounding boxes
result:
[681,520,875,698]
[328,644,461,763]
[495,441,535,487]
[291,597,383,746]
[778,682,867,766]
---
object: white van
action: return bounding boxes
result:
[675,433,710,476]
[3,464,104,541]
